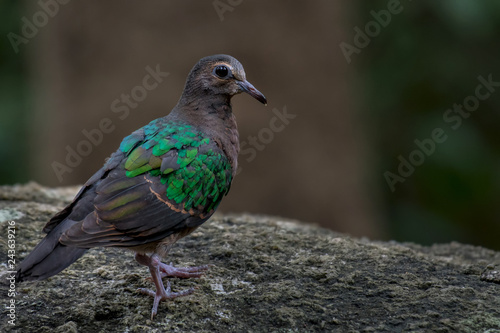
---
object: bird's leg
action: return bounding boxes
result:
[135,253,196,319]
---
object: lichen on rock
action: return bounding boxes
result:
[0,183,499,332]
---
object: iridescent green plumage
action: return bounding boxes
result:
[120,121,232,214]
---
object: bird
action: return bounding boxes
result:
[16,54,267,319]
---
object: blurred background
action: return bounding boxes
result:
[1,1,499,250]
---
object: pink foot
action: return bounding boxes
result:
[137,280,195,319]
[158,261,210,279]
[135,253,210,319]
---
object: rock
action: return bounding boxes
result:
[0,183,499,332]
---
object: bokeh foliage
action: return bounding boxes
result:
[358,0,500,249]
[1,1,499,250]
[0,0,29,184]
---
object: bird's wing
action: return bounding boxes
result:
[42,149,125,234]
[59,121,233,248]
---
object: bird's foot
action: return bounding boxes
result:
[135,253,209,319]
[158,261,210,279]
[138,280,195,319]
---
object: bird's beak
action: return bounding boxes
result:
[238,80,267,105]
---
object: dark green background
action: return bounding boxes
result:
[1,0,499,250]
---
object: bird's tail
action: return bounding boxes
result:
[16,219,88,282]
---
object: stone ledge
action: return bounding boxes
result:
[0,183,499,332]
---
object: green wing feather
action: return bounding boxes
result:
[60,120,233,248]
[120,120,232,214]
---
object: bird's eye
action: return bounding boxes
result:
[214,65,230,78]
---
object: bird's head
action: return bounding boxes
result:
[182,54,267,105]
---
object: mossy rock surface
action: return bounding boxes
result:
[0,183,499,332]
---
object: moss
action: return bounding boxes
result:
[0,183,499,332]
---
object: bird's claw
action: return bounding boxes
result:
[138,281,195,319]
[144,260,210,280]
[135,253,211,318]
[158,262,210,279]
